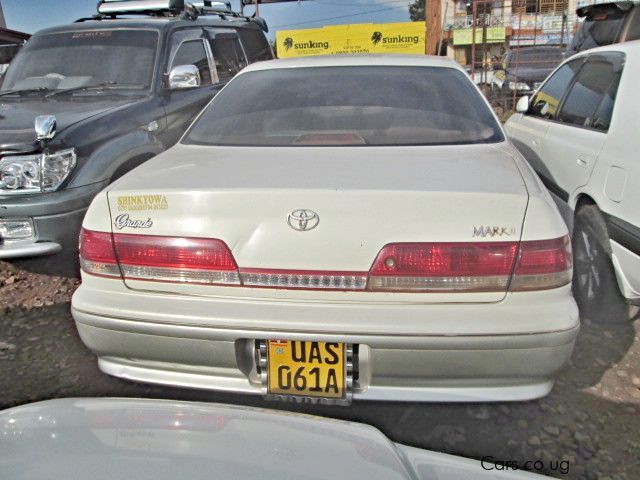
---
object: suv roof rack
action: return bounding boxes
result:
[76,0,268,31]
[97,0,231,15]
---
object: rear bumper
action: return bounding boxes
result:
[72,276,579,402]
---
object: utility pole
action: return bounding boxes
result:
[254,0,260,16]
[425,0,441,54]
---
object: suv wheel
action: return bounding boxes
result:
[572,204,628,322]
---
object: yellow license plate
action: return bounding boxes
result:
[267,340,345,399]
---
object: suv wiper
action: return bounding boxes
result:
[45,82,144,98]
[0,87,51,98]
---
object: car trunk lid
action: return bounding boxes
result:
[105,143,529,303]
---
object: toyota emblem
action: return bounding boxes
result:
[287,209,320,232]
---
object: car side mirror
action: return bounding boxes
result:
[515,95,530,114]
[168,65,201,90]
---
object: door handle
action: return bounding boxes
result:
[577,157,589,167]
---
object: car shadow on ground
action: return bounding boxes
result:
[6,253,80,279]
[1,300,639,480]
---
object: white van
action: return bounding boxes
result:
[506,41,640,318]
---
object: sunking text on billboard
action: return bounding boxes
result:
[276,22,425,58]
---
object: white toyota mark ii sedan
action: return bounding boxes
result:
[71,55,579,404]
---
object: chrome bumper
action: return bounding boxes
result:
[0,240,61,259]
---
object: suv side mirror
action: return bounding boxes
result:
[168,65,201,90]
[515,95,530,113]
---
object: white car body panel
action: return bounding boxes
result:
[102,143,533,303]
[506,41,640,302]
[0,398,551,480]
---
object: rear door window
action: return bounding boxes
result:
[557,53,624,131]
[206,30,248,84]
[238,28,272,62]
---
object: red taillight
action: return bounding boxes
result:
[79,228,121,278]
[510,236,572,291]
[113,234,237,271]
[112,234,240,286]
[79,229,572,293]
[367,237,572,293]
[368,242,519,292]
[79,230,240,286]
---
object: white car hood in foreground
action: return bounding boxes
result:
[96,143,532,302]
[0,398,548,480]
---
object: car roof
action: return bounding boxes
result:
[32,16,260,36]
[242,54,462,74]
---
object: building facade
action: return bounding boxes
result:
[441,0,607,65]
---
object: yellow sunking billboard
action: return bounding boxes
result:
[276,22,426,58]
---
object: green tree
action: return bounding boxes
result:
[409,0,425,21]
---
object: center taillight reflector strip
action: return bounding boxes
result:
[239,269,368,291]
[79,229,572,292]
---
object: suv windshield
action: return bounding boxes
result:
[184,66,504,147]
[1,29,159,92]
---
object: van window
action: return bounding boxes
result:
[557,53,623,131]
[528,59,582,119]
[172,40,211,86]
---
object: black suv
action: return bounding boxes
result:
[567,1,640,56]
[0,0,272,271]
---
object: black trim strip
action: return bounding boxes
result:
[537,173,570,203]
[604,212,640,257]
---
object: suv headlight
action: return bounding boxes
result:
[0,149,76,195]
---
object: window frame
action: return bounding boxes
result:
[166,28,216,87]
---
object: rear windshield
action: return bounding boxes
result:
[183,66,504,147]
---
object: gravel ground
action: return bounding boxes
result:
[1,260,639,480]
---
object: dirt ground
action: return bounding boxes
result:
[1,259,639,480]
